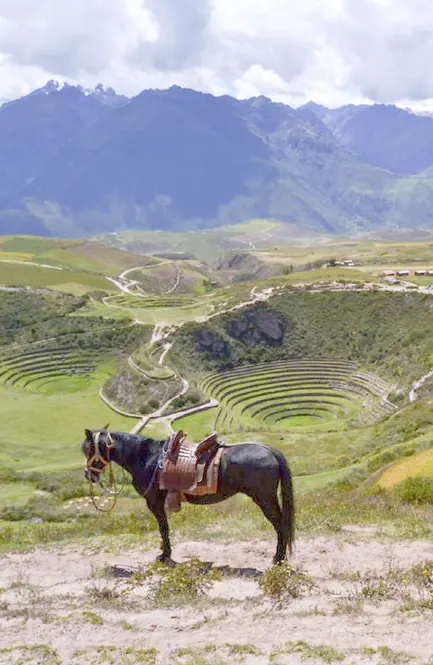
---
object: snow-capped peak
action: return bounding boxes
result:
[27,80,129,108]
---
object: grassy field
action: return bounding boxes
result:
[96,219,329,263]
[240,239,433,285]
[0,384,134,473]
[0,235,151,276]
[0,261,115,294]
[379,448,433,489]
[84,298,213,325]
[252,238,433,267]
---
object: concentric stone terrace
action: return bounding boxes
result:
[0,345,107,392]
[104,294,196,309]
[201,359,395,431]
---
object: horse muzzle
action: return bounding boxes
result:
[85,468,101,484]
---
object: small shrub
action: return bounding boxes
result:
[387,391,406,406]
[399,598,433,612]
[270,640,345,663]
[411,560,433,588]
[86,581,121,604]
[144,557,221,606]
[148,398,159,410]
[188,391,201,405]
[119,620,135,630]
[394,476,433,504]
[172,397,187,409]
[78,646,157,665]
[82,610,103,625]
[258,562,314,604]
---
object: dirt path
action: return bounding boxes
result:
[409,369,433,402]
[1,533,432,664]
[0,259,63,270]
[157,342,172,366]
[165,266,181,294]
[128,378,189,435]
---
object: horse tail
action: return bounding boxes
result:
[273,449,295,555]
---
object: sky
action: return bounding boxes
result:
[0,0,432,110]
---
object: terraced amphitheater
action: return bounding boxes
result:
[201,359,396,432]
[0,345,109,392]
[104,294,197,309]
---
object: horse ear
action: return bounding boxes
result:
[103,423,110,431]
[85,429,93,441]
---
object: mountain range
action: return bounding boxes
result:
[2,81,433,237]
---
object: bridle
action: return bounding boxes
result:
[85,430,125,512]
[86,430,115,475]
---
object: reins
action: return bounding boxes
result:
[87,431,126,513]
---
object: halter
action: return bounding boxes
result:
[86,430,115,474]
[86,430,125,513]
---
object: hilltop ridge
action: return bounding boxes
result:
[2,83,433,237]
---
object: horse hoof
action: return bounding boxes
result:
[156,554,175,568]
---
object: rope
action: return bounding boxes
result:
[87,431,127,513]
[87,431,161,513]
[89,464,127,513]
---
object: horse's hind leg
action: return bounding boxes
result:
[252,493,286,564]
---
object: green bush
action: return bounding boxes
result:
[148,398,159,410]
[258,562,314,604]
[140,557,221,606]
[189,391,201,405]
[394,476,433,504]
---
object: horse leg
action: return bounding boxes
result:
[146,493,175,567]
[252,493,286,565]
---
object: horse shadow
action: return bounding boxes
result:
[105,562,263,580]
[203,562,263,579]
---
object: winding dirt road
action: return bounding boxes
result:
[409,369,433,402]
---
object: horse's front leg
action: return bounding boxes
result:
[146,491,175,567]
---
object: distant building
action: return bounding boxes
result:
[382,270,395,277]
[427,270,433,276]
[415,269,427,276]
[396,270,410,276]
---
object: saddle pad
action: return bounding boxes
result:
[185,447,224,496]
[159,442,199,492]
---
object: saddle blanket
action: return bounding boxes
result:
[159,441,224,493]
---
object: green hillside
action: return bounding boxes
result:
[170,291,433,388]
[0,235,155,294]
[2,240,433,551]
[95,220,326,263]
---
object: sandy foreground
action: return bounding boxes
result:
[0,528,432,664]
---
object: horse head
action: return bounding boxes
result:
[82,426,113,483]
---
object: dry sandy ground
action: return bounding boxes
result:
[0,528,432,665]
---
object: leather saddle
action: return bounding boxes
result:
[158,430,224,497]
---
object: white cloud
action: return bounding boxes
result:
[0,0,432,109]
[332,0,433,103]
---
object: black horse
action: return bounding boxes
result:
[82,428,295,565]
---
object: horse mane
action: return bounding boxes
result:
[111,431,165,448]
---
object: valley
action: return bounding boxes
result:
[1,231,433,664]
